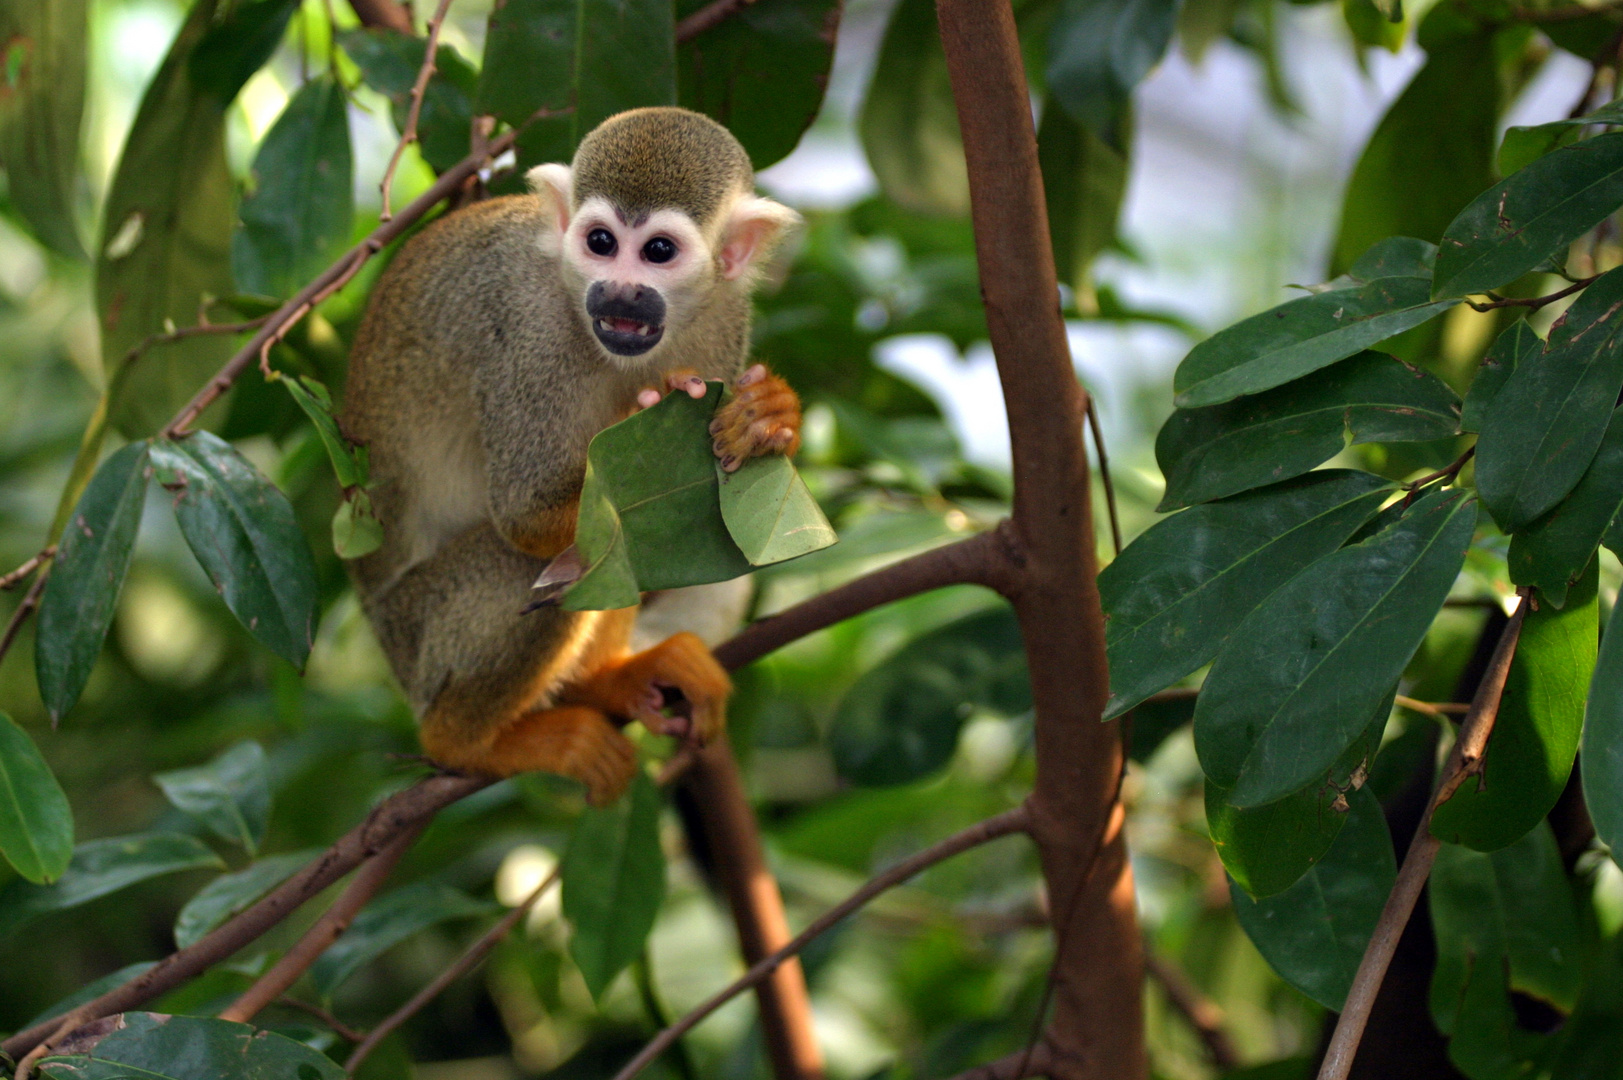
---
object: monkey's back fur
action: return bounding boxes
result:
[342,193,750,738]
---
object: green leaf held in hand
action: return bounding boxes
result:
[718,452,836,565]
[1156,350,1458,509]
[232,73,354,299]
[1433,561,1597,851]
[1172,276,1459,409]
[562,770,666,998]
[1475,265,1623,533]
[36,440,151,723]
[1434,130,1623,299]
[1509,407,1623,607]
[38,1012,345,1080]
[1230,787,1395,1010]
[830,607,1029,786]
[149,431,319,668]
[0,712,73,885]
[0,832,223,939]
[152,741,271,856]
[1100,469,1392,719]
[1195,488,1475,806]
[310,881,495,998]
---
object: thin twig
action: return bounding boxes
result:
[0,575,46,669]
[1144,951,1239,1070]
[1401,446,1475,507]
[274,997,367,1043]
[608,805,1032,1080]
[219,822,427,1024]
[936,1043,1053,1080]
[0,548,54,592]
[379,0,455,222]
[1316,594,1528,1080]
[1393,695,1470,718]
[1465,274,1597,312]
[1085,396,1122,558]
[344,866,560,1072]
[674,0,757,40]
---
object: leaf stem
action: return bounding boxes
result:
[1466,274,1597,312]
[1085,395,1122,557]
[0,549,55,592]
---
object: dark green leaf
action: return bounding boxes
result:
[35,441,151,723]
[830,608,1029,786]
[562,771,666,998]
[1433,561,1596,851]
[232,74,353,299]
[1172,277,1459,409]
[1460,319,1539,434]
[718,452,835,566]
[1584,590,1623,871]
[332,491,384,559]
[676,0,840,170]
[0,0,87,257]
[152,741,271,856]
[857,0,967,215]
[1156,351,1459,509]
[1347,236,1438,282]
[38,1012,345,1080]
[27,962,154,1029]
[1429,823,1581,1037]
[1101,470,1391,718]
[1496,98,1623,177]
[1230,787,1395,1010]
[1508,408,1623,607]
[1044,0,1177,147]
[1329,34,1499,277]
[0,833,223,939]
[339,29,477,174]
[1475,266,1623,532]
[188,0,300,100]
[309,882,495,999]
[149,432,319,668]
[174,849,315,948]
[1039,94,1130,290]
[563,384,750,611]
[477,0,674,173]
[1433,131,1623,299]
[97,0,268,436]
[1209,688,1391,899]
[1128,692,1194,763]
[1195,489,1475,806]
[0,711,73,884]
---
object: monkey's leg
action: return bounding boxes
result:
[563,632,732,745]
[424,704,637,806]
[709,363,802,471]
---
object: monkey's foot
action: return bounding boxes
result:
[481,705,638,806]
[637,368,709,410]
[572,632,730,745]
[709,364,801,472]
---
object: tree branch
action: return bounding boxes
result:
[219,821,426,1024]
[347,0,414,33]
[379,0,454,222]
[935,1,1143,1076]
[1144,951,1239,1070]
[938,1043,1054,1080]
[1316,593,1528,1080]
[1465,274,1597,312]
[273,997,366,1043]
[0,575,46,669]
[0,772,490,1062]
[608,805,1033,1080]
[675,0,758,40]
[1085,397,1121,558]
[344,865,560,1072]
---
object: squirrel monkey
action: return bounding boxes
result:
[343,108,803,804]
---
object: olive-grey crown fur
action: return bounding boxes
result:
[570,107,754,226]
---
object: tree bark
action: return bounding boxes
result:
[934,2,1146,1076]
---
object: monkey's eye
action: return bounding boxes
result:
[642,237,677,264]
[586,228,617,257]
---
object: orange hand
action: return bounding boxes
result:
[709,364,801,472]
[568,632,730,745]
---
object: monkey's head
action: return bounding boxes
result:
[527,107,801,363]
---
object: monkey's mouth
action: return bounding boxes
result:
[593,316,664,356]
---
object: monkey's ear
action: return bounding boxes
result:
[526,164,574,235]
[719,195,801,280]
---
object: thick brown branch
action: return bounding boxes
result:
[220,821,426,1023]
[608,806,1033,1080]
[379,0,455,222]
[1316,594,1528,1080]
[347,0,414,32]
[0,773,490,1062]
[344,865,559,1072]
[1144,951,1239,1070]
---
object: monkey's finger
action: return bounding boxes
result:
[637,388,662,409]
[737,363,766,388]
[665,370,706,398]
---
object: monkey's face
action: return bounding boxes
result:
[561,197,715,361]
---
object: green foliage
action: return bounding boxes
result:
[562,772,666,999]
[172,850,315,948]
[0,833,223,940]
[1508,410,1623,606]
[1585,596,1623,870]
[859,0,967,216]
[1038,95,1130,290]
[1460,320,1538,433]
[309,881,496,999]
[152,741,271,856]
[1045,0,1178,148]
[1229,788,1394,1010]
[0,0,88,258]
[340,29,477,175]
[0,711,73,884]
[38,1012,345,1080]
